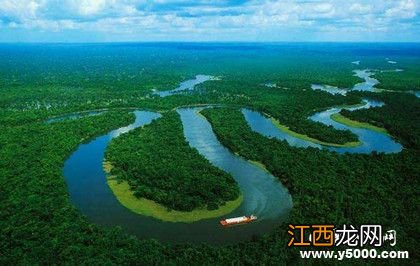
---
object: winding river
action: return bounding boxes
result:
[63,108,292,244]
[154,75,216,97]
[254,65,405,153]
[243,99,402,154]
[311,69,380,95]
[61,67,406,244]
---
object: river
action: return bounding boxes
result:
[242,99,402,154]
[311,69,380,95]
[63,108,292,244]
[154,75,216,97]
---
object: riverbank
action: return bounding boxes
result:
[248,160,269,172]
[269,117,361,148]
[103,161,243,223]
[331,113,388,134]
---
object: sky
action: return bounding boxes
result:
[0,0,418,42]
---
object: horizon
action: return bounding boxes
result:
[1,41,420,44]
[0,1,418,43]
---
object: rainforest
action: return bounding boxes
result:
[0,43,419,264]
[105,111,241,214]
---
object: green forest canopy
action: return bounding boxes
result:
[105,111,240,212]
[0,43,419,264]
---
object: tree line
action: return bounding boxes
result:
[105,111,240,211]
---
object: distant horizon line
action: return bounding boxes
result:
[0,41,419,45]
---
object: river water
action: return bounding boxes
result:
[242,99,402,154]
[63,108,292,244]
[311,69,380,95]
[61,68,403,244]
[154,75,215,97]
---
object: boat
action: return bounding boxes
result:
[220,215,257,227]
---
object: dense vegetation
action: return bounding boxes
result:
[0,43,370,145]
[245,88,360,144]
[341,92,420,149]
[375,58,420,92]
[1,43,419,264]
[194,75,363,145]
[202,106,419,259]
[106,111,240,211]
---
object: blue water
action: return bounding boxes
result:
[64,108,292,243]
[311,84,347,95]
[29,42,416,243]
[352,70,379,92]
[243,109,321,150]
[309,100,402,153]
[64,111,161,220]
[154,75,215,97]
[311,69,380,95]
[243,99,402,154]
[178,108,291,220]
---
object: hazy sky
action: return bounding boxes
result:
[0,0,418,42]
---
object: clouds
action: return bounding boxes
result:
[349,3,372,14]
[73,0,112,16]
[0,0,418,41]
[385,0,416,19]
[0,0,44,20]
